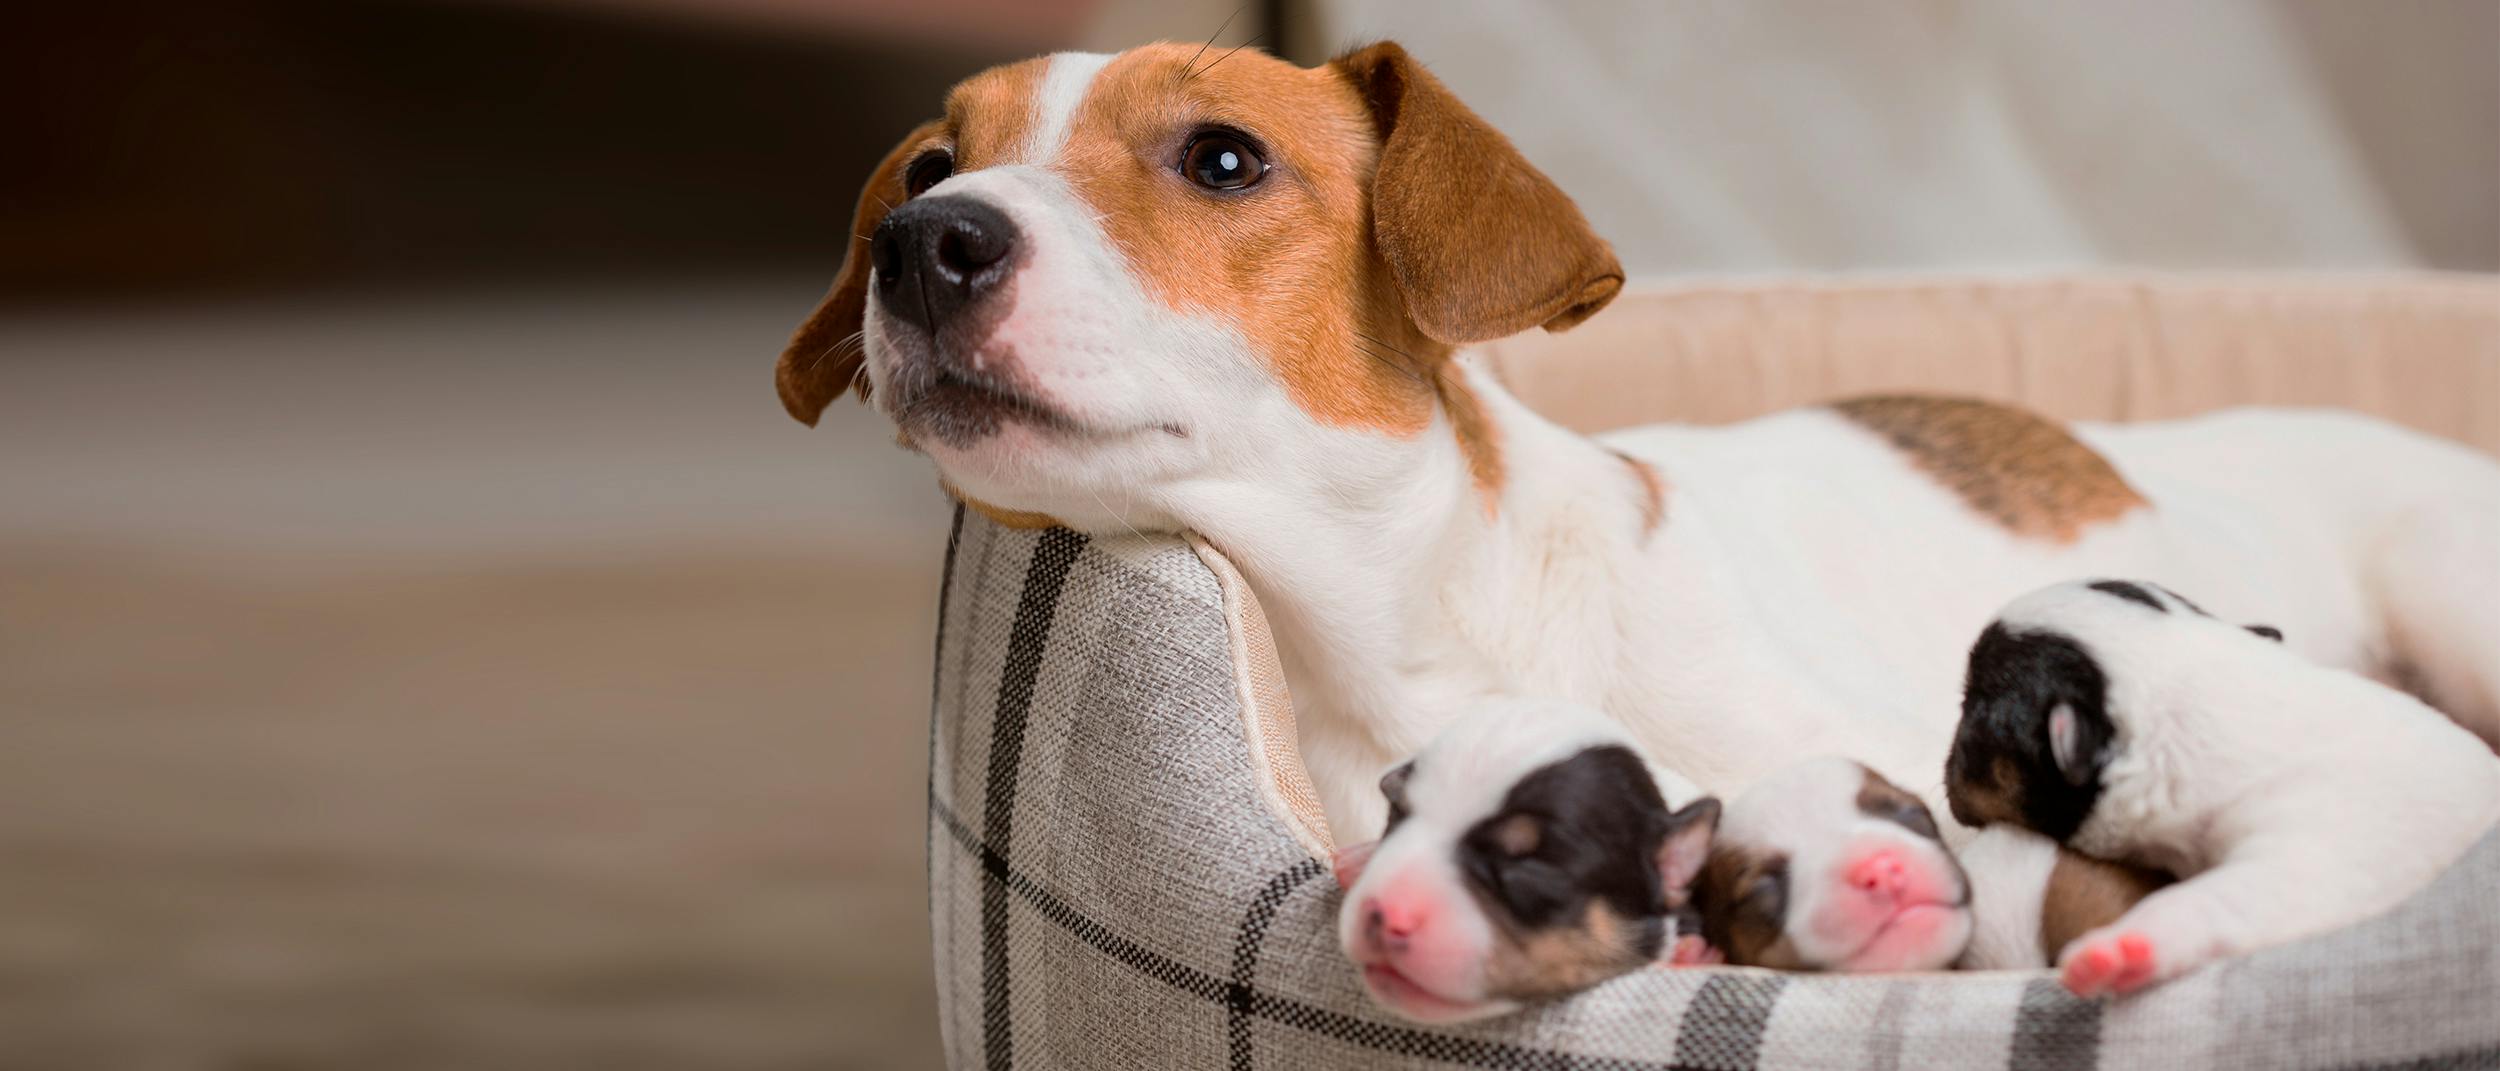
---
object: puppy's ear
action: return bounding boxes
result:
[2244,624,2284,642]
[1655,797,1720,898]
[1331,41,1623,345]
[777,120,945,427]
[1330,839,1379,891]
[2047,702,2110,787]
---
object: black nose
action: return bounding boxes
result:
[871,196,1020,334]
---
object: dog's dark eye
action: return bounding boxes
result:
[1182,133,1265,191]
[904,151,953,198]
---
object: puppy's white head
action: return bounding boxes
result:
[774,42,1622,530]
[1332,699,1717,1023]
[1693,757,1973,973]
[1944,579,2288,850]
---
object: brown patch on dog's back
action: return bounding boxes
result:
[1832,395,2147,542]
[2039,849,2168,960]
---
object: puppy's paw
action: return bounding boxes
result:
[2059,930,2157,998]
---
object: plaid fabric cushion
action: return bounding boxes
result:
[927,510,2500,1070]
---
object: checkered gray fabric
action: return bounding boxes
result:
[927,509,2500,1070]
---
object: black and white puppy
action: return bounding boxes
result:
[1333,698,1720,1023]
[1946,579,2500,996]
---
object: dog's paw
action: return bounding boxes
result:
[2058,930,2157,998]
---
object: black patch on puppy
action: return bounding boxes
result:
[2087,579,2167,613]
[1945,623,2116,842]
[2246,624,2284,642]
[1456,745,1694,959]
[1378,760,1415,835]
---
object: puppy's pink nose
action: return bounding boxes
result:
[1365,896,1428,945]
[1845,851,1909,899]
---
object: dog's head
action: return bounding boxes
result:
[1944,579,2285,843]
[1692,757,1973,973]
[775,41,1620,529]
[1331,700,1716,1023]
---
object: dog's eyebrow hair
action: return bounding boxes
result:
[1188,33,1268,83]
[1179,4,1249,83]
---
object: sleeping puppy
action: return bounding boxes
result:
[1333,698,1719,1023]
[1946,579,2500,997]
[1693,755,2166,972]
[1689,756,1975,972]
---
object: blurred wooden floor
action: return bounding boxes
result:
[0,282,954,1069]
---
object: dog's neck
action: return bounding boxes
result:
[1178,358,1663,833]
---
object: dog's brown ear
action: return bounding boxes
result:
[1332,41,1623,345]
[777,120,946,427]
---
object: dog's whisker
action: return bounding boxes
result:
[1350,337,1428,386]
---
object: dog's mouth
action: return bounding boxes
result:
[887,362,1080,448]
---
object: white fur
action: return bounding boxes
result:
[858,47,2500,848]
[1023,53,1114,162]
[1953,826,2065,970]
[1996,580,2500,987]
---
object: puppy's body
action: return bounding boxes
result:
[775,42,2500,840]
[1947,580,2500,995]
[1954,826,2166,971]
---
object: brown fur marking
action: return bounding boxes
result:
[1696,845,1806,969]
[940,480,1063,530]
[1951,755,2028,828]
[1052,45,1439,440]
[1482,900,1653,999]
[1854,765,1945,844]
[2039,849,2169,961]
[1832,395,2148,542]
[1436,367,1505,515]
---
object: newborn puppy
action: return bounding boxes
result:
[1691,756,1975,972]
[1695,755,2165,972]
[1947,578,2500,997]
[1334,699,1720,1023]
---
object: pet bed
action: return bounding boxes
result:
[922,275,2500,1070]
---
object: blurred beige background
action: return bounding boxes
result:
[2,1,2491,1067]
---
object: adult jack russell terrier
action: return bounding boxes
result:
[775,41,2500,840]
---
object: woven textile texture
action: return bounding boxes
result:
[926,508,2500,1071]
